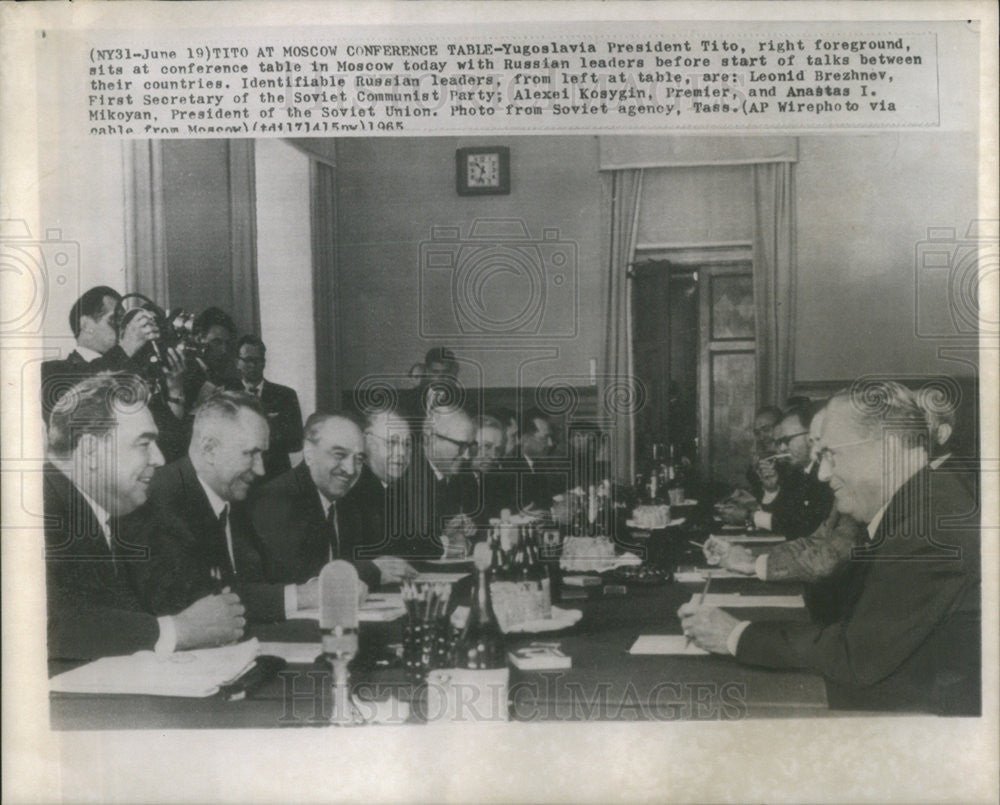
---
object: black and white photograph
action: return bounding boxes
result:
[2,2,997,803]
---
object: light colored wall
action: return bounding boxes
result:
[255,139,316,417]
[795,132,979,380]
[334,136,604,393]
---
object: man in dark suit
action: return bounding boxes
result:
[44,373,245,661]
[744,406,834,540]
[146,391,319,622]
[470,414,518,523]
[517,408,563,512]
[681,381,980,714]
[393,405,478,559]
[41,286,189,460]
[252,411,411,590]
[235,335,304,479]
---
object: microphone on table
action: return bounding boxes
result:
[319,560,362,725]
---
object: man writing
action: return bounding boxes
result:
[680,381,980,714]
[45,373,244,660]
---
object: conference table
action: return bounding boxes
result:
[49,525,831,730]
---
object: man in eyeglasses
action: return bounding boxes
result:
[740,403,833,540]
[400,405,479,559]
[682,380,980,714]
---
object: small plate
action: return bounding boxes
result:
[504,606,583,634]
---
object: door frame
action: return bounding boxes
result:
[630,242,753,484]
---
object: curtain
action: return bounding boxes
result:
[601,169,644,483]
[310,160,339,411]
[752,161,796,408]
[227,140,260,336]
[122,140,168,302]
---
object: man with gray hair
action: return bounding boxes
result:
[144,391,318,622]
[45,373,245,660]
[680,380,980,714]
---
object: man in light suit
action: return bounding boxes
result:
[681,380,980,714]
[236,335,304,479]
[44,373,244,661]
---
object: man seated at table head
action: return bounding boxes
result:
[235,335,304,480]
[147,390,320,621]
[45,373,245,660]
[681,379,980,714]
[251,411,391,591]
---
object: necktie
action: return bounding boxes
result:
[217,505,234,578]
[326,502,341,560]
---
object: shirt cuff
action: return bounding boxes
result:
[755,553,769,581]
[753,510,773,531]
[284,584,298,618]
[155,616,177,655]
[726,620,752,656]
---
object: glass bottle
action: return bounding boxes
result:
[454,543,506,670]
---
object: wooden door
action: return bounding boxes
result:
[698,263,756,488]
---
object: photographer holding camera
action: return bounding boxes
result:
[41,287,190,460]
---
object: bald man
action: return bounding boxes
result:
[251,411,383,590]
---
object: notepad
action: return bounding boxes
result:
[694,593,805,608]
[257,642,322,664]
[49,639,261,697]
[629,635,709,656]
[293,593,408,623]
[711,534,786,544]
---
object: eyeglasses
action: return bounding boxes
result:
[816,437,878,468]
[432,431,478,456]
[774,431,809,448]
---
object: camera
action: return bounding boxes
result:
[118,293,203,396]
[419,218,578,339]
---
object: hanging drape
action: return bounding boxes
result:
[601,168,644,483]
[122,140,168,302]
[752,161,797,408]
[310,160,340,412]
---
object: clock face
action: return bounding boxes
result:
[467,153,500,187]
[456,146,510,195]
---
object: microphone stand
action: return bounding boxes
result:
[323,625,365,727]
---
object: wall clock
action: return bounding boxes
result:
[456,146,510,196]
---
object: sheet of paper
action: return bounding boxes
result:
[256,642,322,664]
[412,571,470,584]
[674,568,755,582]
[694,593,805,608]
[710,534,787,544]
[629,635,709,656]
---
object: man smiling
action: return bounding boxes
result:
[145,391,318,622]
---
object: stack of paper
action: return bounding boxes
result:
[50,639,261,697]
[293,592,408,623]
[674,568,753,582]
[711,534,786,544]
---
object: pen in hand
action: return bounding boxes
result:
[685,571,712,649]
